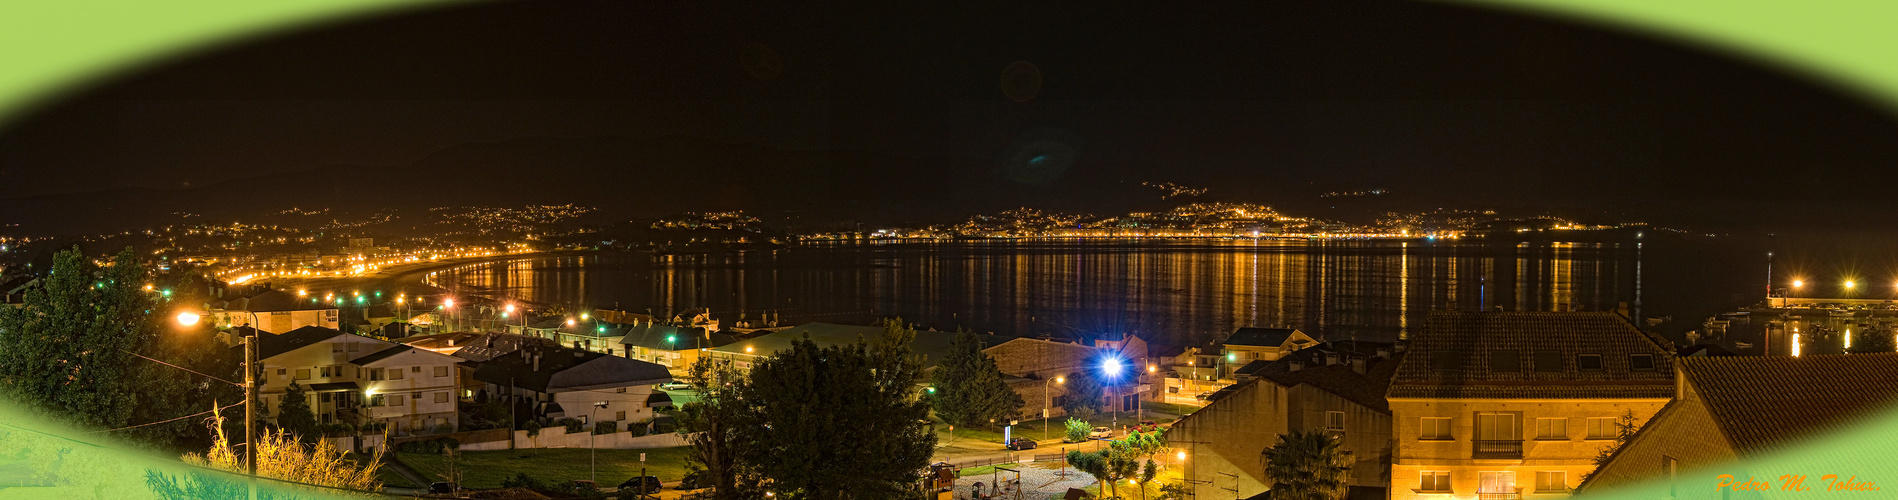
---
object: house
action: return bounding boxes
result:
[214,289,340,334]
[1582,353,1898,494]
[403,331,558,400]
[253,326,463,436]
[471,345,674,430]
[983,336,1104,419]
[1387,312,1676,500]
[1166,351,1403,500]
[1,275,36,306]
[616,321,738,372]
[1222,327,1319,369]
[704,322,1009,372]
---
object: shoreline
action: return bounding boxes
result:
[263,249,607,299]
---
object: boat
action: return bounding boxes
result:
[1831,309,1857,318]
[1719,311,1750,318]
[1733,341,1753,349]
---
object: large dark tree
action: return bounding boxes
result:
[1060,368,1106,419]
[929,331,1024,429]
[276,382,318,442]
[736,319,936,499]
[0,247,241,451]
[678,356,756,500]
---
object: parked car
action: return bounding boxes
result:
[427,482,457,494]
[1089,427,1113,439]
[1138,420,1159,432]
[1194,392,1212,401]
[658,381,693,391]
[619,476,663,493]
[1005,437,1038,450]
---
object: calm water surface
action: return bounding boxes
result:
[423,238,1764,346]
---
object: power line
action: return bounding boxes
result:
[90,400,243,434]
[120,348,242,387]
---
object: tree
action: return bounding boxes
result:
[1848,330,1897,354]
[1065,417,1091,443]
[930,330,1025,429]
[1259,430,1352,500]
[276,382,318,442]
[679,356,753,500]
[1061,369,1106,419]
[0,247,241,452]
[1068,438,1142,499]
[735,318,937,499]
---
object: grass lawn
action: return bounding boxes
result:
[376,465,418,489]
[399,447,695,489]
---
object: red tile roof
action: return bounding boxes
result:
[1388,311,1675,399]
[1683,353,1898,454]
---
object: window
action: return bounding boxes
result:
[616,411,627,421]
[277,368,286,376]
[412,392,422,400]
[435,392,449,403]
[1475,412,1520,441]
[1535,418,1568,440]
[617,387,627,393]
[411,366,421,372]
[389,368,404,380]
[319,393,333,403]
[1420,417,1453,440]
[1536,471,1568,493]
[1419,471,1450,492]
[319,366,331,377]
[1429,352,1461,371]
[1533,351,1563,372]
[1478,472,1516,496]
[1326,411,1346,431]
[1630,354,1655,371]
[368,394,385,407]
[368,369,383,381]
[1578,354,1603,371]
[434,366,449,377]
[1587,417,1617,439]
[1489,350,1520,373]
[295,368,311,380]
[388,395,405,406]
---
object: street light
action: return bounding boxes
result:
[591,401,609,483]
[176,308,261,500]
[1098,355,1127,432]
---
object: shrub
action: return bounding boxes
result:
[562,419,584,434]
[550,480,600,496]
[437,437,460,451]
[521,420,542,437]
[594,421,618,435]
[500,472,546,490]
[628,421,648,437]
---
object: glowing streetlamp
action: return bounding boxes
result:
[175,308,260,496]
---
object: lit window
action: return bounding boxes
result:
[1420,417,1452,440]
[1535,418,1568,440]
[1587,417,1617,440]
[1420,471,1450,492]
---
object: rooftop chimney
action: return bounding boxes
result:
[532,351,540,372]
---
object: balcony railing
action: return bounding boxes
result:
[1477,492,1521,500]
[1472,439,1523,459]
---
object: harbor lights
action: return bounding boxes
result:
[1845,280,1857,290]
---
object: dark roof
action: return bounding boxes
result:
[618,322,735,350]
[1225,327,1305,347]
[473,346,671,393]
[306,382,361,392]
[1388,312,1676,399]
[365,305,395,318]
[1233,359,1271,376]
[229,289,325,313]
[351,345,413,365]
[1259,353,1405,413]
[0,275,36,294]
[378,322,414,338]
[1682,353,1898,454]
[449,332,559,362]
[254,326,352,359]
[1679,344,1737,357]
[710,322,1010,370]
[646,391,674,407]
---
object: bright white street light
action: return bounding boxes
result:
[175,312,201,326]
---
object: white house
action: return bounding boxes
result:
[253,326,463,436]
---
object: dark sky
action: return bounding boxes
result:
[3,0,1897,230]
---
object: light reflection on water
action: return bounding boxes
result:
[422,239,1752,345]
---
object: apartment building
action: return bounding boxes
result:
[1388,312,1675,500]
[253,326,463,436]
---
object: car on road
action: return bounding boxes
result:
[1005,437,1038,450]
[1138,420,1159,432]
[658,381,693,391]
[1089,426,1113,439]
[427,482,457,494]
[619,476,663,493]
[1194,392,1212,401]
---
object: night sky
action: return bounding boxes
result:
[4,1,1897,233]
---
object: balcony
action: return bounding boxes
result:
[1472,439,1523,459]
[1477,493,1521,500]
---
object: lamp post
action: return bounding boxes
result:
[590,401,609,484]
[177,308,261,500]
[1045,376,1065,442]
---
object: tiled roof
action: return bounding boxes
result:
[254,326,352,359]
[1226,327,1305,347]
[1684,353,1898,454]
[350,345,412,365]
[448,332,558,362]
[618,322,732,350]
[1259,353,1404,413]
[473,346,671,393]
[1388,312,1675,400]
[709,322,1009,370]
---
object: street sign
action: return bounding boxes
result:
[640,453,646,462]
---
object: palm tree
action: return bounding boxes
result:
[1259,429,1353,500]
